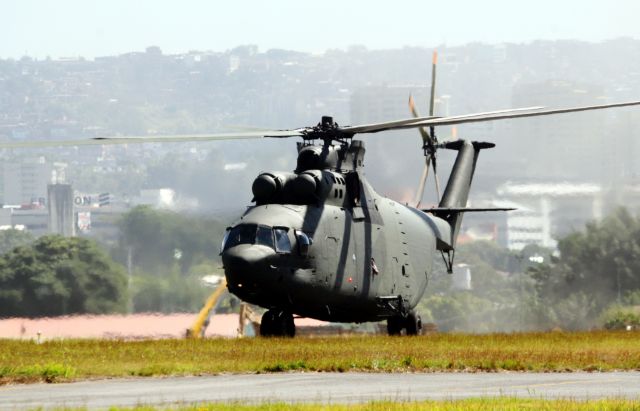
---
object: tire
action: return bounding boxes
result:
[260,310,275,337]
[280,312,296,338]
[405,312,422,336]
[262,310,296,337]
[387,316,403,335]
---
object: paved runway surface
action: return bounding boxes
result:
[1,372,640,409]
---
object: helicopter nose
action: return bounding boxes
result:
[222,244,275,279]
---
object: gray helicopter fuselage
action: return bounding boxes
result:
[222,176,449,323]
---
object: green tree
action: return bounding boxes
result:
[0,235,127,317]
[116,205,226,275]
[525,207,640,329]
[0,229,34,255]
[529,208,640,313]
[131,271,211,313]
[420,240,549,332]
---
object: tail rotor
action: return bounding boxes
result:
[411,50,442,208]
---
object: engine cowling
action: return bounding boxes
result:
[251,169,347,206]
[251,172,295,203]
[291,172,316,197]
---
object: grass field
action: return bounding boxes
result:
[43,399,640,410]
[1,331,639,385]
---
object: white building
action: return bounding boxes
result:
[496,182,603,250]
[2,158,54,205]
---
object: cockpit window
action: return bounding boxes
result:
[224,224,258,250]
[274,228,292,253]
[220,227,230,253]
[256,225,274,248]
[296,231,312,255]
[223,224,281,251]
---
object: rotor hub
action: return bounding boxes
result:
[301,116,353,143]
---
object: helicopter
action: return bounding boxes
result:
[216,54,640,337]
[218,106,640,337]
[3,55,640,337]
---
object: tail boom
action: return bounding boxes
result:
[435,140,494,247]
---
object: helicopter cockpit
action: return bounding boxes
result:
[222,223,312,255]
[222,224,290,253]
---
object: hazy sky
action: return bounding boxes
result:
[2,0,640,59]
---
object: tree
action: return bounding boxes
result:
[131,270,211,313]
[116,206,226,275]
[418,240,536,332]
[0,229,34,255]
[528,207,640,329]
[0,235,127,317]
[111,207,231,313]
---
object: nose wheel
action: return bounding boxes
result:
[260,310,296,337]
[387,311,422,336]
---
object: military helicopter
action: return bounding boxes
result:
[217,55,640,337]
[4,55,640,337]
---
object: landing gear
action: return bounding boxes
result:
[260,310,295,337]
[386,311,422,336]
[386,316,403,335]
[405,311,422,336]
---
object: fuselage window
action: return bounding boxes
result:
[274,228,292,253]
[334,188,338,198]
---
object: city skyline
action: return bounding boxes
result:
[2,0,640,59]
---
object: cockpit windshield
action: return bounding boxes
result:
[223,224,291,252]
[256,225,274,248]
[223,224,273,250]
[274,228,292,252]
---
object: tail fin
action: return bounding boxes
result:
[432,140,494,247]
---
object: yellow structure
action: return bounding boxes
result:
[186,278,227,338]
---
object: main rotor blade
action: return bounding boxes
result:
[341,106,544,134]
[404,100,640,129]
[0,130,304,149]
[341,115,440,135]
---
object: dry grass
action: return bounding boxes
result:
[48,399,640,410]
[1,331,639,384]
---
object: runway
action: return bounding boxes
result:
[1,372,639,409]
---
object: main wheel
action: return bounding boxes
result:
[405,312,422,336]
[387,316,403,335]
[261,310,295,337]
[276,311,295,338]
[260,310,276,337]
